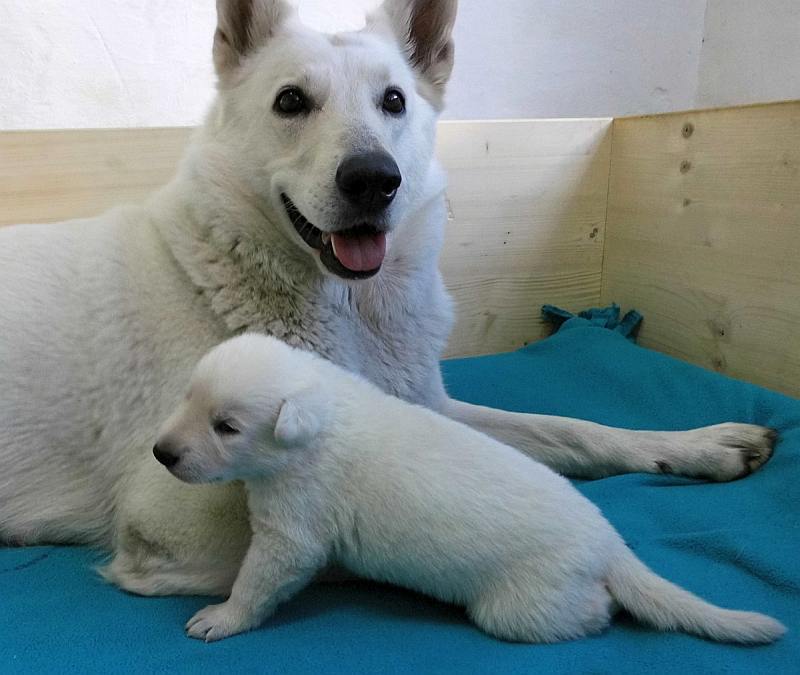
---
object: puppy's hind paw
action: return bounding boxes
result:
[185,602,254,643]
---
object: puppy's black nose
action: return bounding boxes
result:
[153,443,179,468]
[336,151,402,212]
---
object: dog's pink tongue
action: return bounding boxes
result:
[331,232,386,272]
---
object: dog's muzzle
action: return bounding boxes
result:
[281,194,389,280]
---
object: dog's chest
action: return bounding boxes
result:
[236,272,452,406]
[332,291,448,405]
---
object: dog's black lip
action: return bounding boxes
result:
[280,193,383,280]
[281,193,323,250]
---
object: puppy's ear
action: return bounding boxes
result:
[214,0,293,83]
[369,0,457,107]
[274,388,329,448]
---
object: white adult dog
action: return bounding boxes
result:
[154,334,784,645]
[0,0,776,597]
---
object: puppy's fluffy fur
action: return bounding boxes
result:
[155,334,786,644]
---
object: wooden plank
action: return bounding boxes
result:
[439,119,612,356]
[0,128,193,227]
[0,119,613,358]
[602,101,800,397]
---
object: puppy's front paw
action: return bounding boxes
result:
[185,602,255,642]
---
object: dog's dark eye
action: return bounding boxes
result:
[214,420,240,435]
[382,88,405,115]
[274,87,309,116]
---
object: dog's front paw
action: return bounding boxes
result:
[685,423,777,481]
[185,602,255,642]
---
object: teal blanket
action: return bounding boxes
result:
[2,316,797,673]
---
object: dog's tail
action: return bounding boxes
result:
[606,545,785,644]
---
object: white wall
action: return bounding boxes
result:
[0,0,798,130]
[448,0,708,119]
[695,0,800,109]
[0,1,218,129]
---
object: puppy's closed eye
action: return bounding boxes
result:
[214,419,240,435]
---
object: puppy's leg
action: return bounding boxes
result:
[441,398,775,481]
[186,529,325,642]
[469,576,614,643]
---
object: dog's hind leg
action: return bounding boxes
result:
[440,398,775,481]
[104,461,251,596]
[100,549,241,597]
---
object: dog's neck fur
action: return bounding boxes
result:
[148,126,453,405]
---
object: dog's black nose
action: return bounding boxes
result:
[336,151,402,211]
[153,443,179,468]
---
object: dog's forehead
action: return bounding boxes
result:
[262,25,411,89]
[191,365,242,408]
[185,375,216,413]
[186,375,250,424]
[191,337,294,408]
[336,32,409,80]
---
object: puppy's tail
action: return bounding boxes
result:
[606,545,785,644]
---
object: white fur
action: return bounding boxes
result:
[0,0,776,598]
[157,334,785,645]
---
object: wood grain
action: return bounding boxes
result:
[0,127,193,227]
[0,120,613,359]
[438,119,612,357]
[602,101,800,396]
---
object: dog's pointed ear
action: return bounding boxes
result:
[274,388,329,448]
[369,0,458,106]
[214,0,293,83]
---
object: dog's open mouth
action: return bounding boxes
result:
[281,194,386,280]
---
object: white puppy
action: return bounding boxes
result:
[154,334,785,644]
